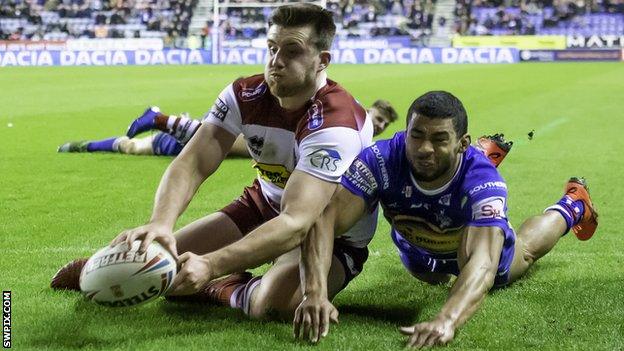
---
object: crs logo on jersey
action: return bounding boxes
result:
[307,148,341,172]
[307,101,324,130]
[208,98,229,121]
[472,196,507,220]
[240,83,267,102]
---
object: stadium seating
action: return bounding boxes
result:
[0,0,196,44]
[456,0,624,36]
[1,0,622,44]
[0,0,435,45]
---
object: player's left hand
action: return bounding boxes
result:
[293,294,339,343]
[167,252,214,295]
[399,318,455,348]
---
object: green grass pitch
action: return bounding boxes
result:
[1,62,623,350]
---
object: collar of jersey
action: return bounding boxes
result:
[409,153,464,196]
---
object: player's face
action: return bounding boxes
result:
[369,107,392,136]
[406,113,468,183]
[265,25,322,98]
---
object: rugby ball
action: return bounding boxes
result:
[79,241,177,307]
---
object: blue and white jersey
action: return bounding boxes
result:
[341,131,515,270]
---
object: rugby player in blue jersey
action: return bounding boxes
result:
[293,91,598,347]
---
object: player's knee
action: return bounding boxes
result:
[522,244,538,265]
[118,139,136,154]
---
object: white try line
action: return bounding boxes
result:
[3,246,98,255]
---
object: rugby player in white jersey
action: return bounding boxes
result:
[52,3,379,320]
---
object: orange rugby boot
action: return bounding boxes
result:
[475,133,513,168]
[564,177,599,241]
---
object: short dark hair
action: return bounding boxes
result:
[371,99,398,122]
[406,91,468,136]
[268,3,336,51]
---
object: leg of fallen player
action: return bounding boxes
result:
[214,248,346,318]
[508,211,567,281]
[117,136,155,155]
[508,177,598,282]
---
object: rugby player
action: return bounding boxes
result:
[56,99,399,157]
[52,3,379,320]
[292,91,598,347]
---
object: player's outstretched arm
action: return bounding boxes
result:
[111,123,236,256]
[294,186,368,343]
[168,170,338,295]
[400,226,504,348]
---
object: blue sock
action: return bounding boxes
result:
[86,137,120,152]
[545,195,585,234]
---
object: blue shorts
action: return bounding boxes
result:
[152,132,184,156]
[391,228,515,287]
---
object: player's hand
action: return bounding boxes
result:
[167,252,213,295]
[293,294,339,343]
[399,318,455,348]
[110,222,178,259]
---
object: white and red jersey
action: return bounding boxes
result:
[203,74,374,211]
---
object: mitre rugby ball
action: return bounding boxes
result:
[79,241,177,307]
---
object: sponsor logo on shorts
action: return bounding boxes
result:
[472,196,506,220]
[343,159,377,196]
[468,181,507,196]
[308,148,341,172]
[307,101,324,130]
[240,83,267,102]
[254,162,291,188]
[208,98,230,121]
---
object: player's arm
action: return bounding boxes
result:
[168,169,339,295]
[294,185,368,343]
[400,225,504,348]
[112,123,236,256]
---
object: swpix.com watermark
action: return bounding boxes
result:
[3,291,10,348]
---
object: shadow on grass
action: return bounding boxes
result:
[27,294,262,349]
[333,265,450,325]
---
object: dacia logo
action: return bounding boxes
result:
[307,148,341,172]
[247,136,264,156]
